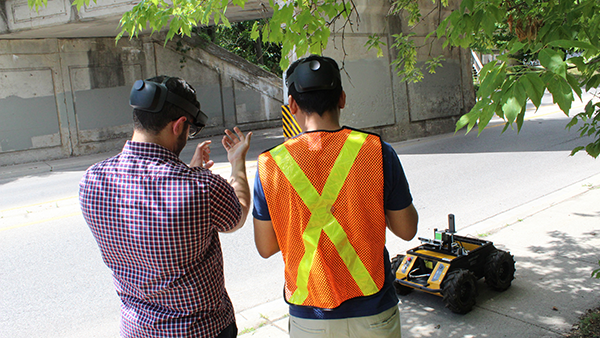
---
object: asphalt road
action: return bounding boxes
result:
[1,98,599,337]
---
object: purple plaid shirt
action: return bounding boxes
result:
[79,141,241,337]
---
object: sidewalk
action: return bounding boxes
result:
[235,172,600,337]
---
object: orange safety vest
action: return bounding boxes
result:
[258,128,387,308]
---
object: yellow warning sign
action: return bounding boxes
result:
[282,105,302,138]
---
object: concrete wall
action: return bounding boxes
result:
[0,0,475,166]
[0,36,283,166]
[0,0,270,39]
[325,0,475,143]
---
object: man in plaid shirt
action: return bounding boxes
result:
[79,76,252,337]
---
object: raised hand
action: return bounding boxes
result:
[190,140,214,169]
[222,127,252,165]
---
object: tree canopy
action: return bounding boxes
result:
[27,0,600,157]
[380,0,600,157]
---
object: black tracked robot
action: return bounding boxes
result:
[391,214,516,314]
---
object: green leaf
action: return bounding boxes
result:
[477,102,496,135]
[538,48,566,78]
[567,56,586,71]
[520,73,544,109]
[547,40,600,54]
[478,63,506,99]
[460,0,474,13]
[482,13,496,37]
[545,74,573,115]
[585,74,600,92]
[488,5,505,21]
[436,16,451,38]
[566,116,579,130]
[456,110,479,134]
[586,143,600,158]
[509,41,526,55]
[365,35,386,58]
[566,73,582,100]
[250,21,260,40]
[516,107,526,132]
[570,146,585,156]
[502,96,522,125]
[585,100,596,116]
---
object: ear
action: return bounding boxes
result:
[172,116,188,136]
[338,90,346,109]
[288,96,305,131]
[288,95,299,115]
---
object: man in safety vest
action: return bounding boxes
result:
[252,55,418,337]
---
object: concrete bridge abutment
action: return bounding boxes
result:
[0,0,474,166]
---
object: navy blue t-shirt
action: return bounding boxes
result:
[252,129,413,319]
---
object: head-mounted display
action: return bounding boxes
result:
[285,56,341,93]
[129,78,208,129]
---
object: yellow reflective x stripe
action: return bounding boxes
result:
[270,131,379,305]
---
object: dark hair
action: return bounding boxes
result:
[286,55,343,116]
[132,76,200,134]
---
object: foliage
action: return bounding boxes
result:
[567,307,600,338]
[394,0,600,157]
[195,20,282,75]
[112,0,353,71]
[578,310,600,337]
[593,260,600,279]
[26,0,600,157]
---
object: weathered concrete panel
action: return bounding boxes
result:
[0,38,58,54]
[78,0,135,20]
[56,38,145,152]
[233,79,281,124]
[155,37,283,131]
[69,65,140,140]
[221,80,236,126]
[154,44,224,128]
[339,57,396,128]
[0,68,61,152]
[407,59,464,122]
[9,0,69,27]
[234,79,262,124]
[1,0,272,39]
[73,86,132,133]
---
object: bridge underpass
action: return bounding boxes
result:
[0,0,475,166]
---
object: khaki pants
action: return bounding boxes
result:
[289,306,401,338]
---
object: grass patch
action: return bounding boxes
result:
[568,307,600,338]
[238,327,256,335]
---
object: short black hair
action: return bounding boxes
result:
[286,55,343,116]
[132,76,200,134]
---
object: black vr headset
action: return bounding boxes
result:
[129,77,208,131]
[285,56,341,93]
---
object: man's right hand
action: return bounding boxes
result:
[222,126,252,165]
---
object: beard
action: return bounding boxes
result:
[173,129,188,156]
